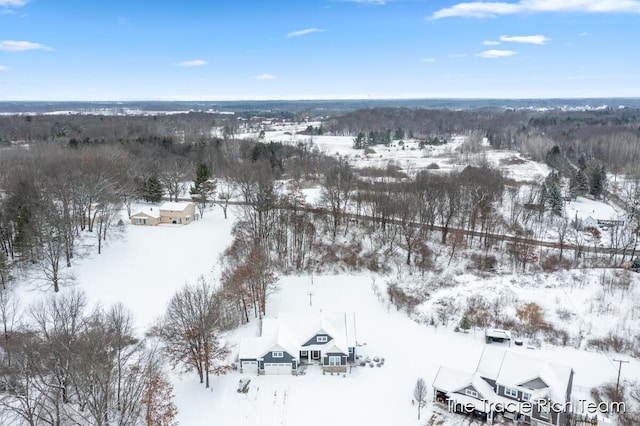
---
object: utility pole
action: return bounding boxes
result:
[307,291,314,307]
[612,359,629,399]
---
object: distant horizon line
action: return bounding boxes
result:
[1,96,639,103]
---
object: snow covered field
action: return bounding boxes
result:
[44,205,640,426]
[71,205,235,330]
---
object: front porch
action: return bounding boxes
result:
[299,350,349,373]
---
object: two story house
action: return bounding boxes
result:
[238,312,357,375]
[433,347,574,426]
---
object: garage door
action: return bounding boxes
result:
[264,362,292,375]
[241,360,258,374]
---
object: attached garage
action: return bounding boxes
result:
[263,362,293,375]
[240,360,258,374]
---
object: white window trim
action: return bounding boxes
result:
[272,351,283,358]
[539,403,550,419]
[504,387,518,398]
[317,336,328,343]
[465,389,479,398]
[328,356,341,366]
[522,392,531,401]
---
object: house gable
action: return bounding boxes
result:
[518,377,548,390]
[302,333,333,346]
[454,384,484,400]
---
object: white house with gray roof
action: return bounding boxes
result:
[238,312,357,375]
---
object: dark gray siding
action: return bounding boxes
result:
[262,350,296,364]
[322,352,347,366]
[348,347,355,362]
[302,334,332,346]
[497,384,522,401]
[454,385,483,400]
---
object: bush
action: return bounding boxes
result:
[426,162,440,169]
[540,254,572,272]
[470,253,497,271]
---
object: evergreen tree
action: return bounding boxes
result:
[190,163,216,218]
[544,172,564,216]
[459,315,471,333]
[352,132,366,149]
[142,176,163,203]
[589,164,606,199]
[574,169,589,195]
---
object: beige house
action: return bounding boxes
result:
[129,202,196,226]
[158,201,196,225]
[130,207,161,226]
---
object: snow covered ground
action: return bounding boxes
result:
[70,204,235,330]
[20,201,637,425]
[174,274,640,426]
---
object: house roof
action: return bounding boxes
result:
[433,366,517,410]
[130,206,161,219]
[238,337,268,360]
[241,312,356,360]
[159,201,193,211]
[485,329,511,339]
[495,351,572,402]
[476,347,572,402]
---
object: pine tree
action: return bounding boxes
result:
[142,370,178,426]
[459,315,471,333]
[352,132,366,149]
[543,172,564,215]
[190,163,216,218]
[142,176,163,203]
[589,165,606,199]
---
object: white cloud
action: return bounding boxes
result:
[0,40,52,51]
[255,74,276,80]
[0,0,28,7]
[578,32,590,36]
[177,59,207,67]
[432,0,640,19]
[483,40,501,45]
[448,53,468,58]
[0,65,7,71]
[420,57,436,62]
[475,49,517,58]
[500,34,549,44]
[287,28,324,38]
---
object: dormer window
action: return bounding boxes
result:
[504,387,518,398]
[317,336,328,343]
[272,351,283,358]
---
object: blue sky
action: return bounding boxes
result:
[1,0,639,100]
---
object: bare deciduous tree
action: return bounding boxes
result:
[413,377,427,420]
[157,278,231,388]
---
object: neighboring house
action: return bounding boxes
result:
[159,201,196,225]
[238,312,357,375]
[577,216,598,231]
[129,202,196,226]
[433,347,574,426]
[129,207,161,226]
[485,329,511,345]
